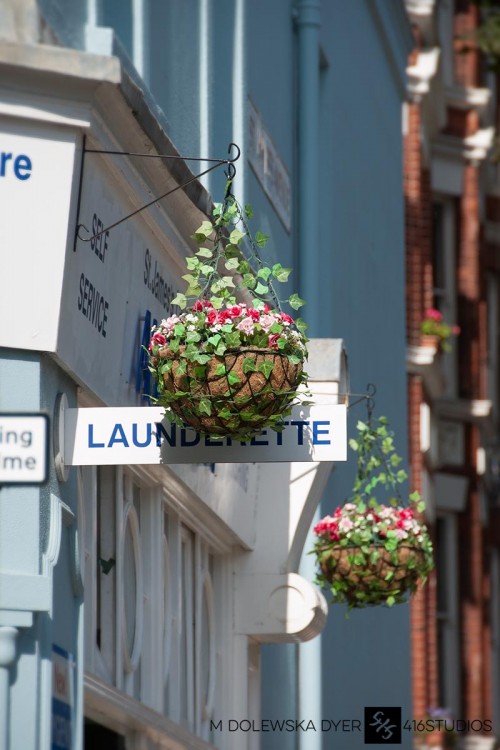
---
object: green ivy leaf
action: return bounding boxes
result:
[258,361,273,378]
[272,263,292,282]
[254,231,269,247]
[192,220,214,240]
[242,273,257,289]
[186,331,201,343]
[245,203,254,219]
[215,363,226,376]
[227,371,241,385]
[196,247,213,258]
[288,293,306,310]
[198,398,212,416]
[254,282,269,296]
[225,257,240,270]
[257,267,272,281]
[294,317,308,333]
[243,356,257,373]
[229,229,246,245]
[171,293,187,309]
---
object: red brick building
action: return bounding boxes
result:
[405,1,499,747]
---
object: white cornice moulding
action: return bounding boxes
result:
[435,398,493,422]
[405,0,435,17]
[444,84,491,112]
[234,573,327,643]
[407,47,440,100]
[464,127,495,162]
[432,129,494,164]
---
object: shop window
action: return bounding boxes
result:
[79,465,218,743]
[436,515,461,716]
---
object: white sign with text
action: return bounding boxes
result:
[64,404,347,465]
[0,413,49,484]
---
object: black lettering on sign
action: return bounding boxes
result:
[90,212,109,263]
[77,272,109,338]
[143,248,173,312]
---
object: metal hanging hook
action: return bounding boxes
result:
[75,142,241,245]
[366,383,376,423]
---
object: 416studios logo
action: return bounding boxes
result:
[364,708,402,744]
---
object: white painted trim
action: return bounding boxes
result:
[120,500,144,675]
[84,672,219,750]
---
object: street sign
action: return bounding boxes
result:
[0,413,49,484]
[64,404,347,465]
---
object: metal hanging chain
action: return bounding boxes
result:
[76,142,241,244]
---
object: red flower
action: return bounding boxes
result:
[268,333,281,349]
[227,305,243,318]
[149,332,167,351]
[193,300,213,312]
[281,312,294,324]
[248,308,261,321]
[425,307,443,322]
[206,309,218,325]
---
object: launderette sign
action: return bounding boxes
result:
[64,405,347,464]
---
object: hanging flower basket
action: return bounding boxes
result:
[312,416,434,610]
[148,183,309,440]
[150,341,304,439]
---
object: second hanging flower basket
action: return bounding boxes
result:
[312,415,434,610]
[148,181,309,440]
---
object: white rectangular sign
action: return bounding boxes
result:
[64,405,347,465]
[0,413,49,483]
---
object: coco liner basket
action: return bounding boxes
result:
[318,543,426,608]
[154,344,303,439]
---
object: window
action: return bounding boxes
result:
[79,466,217,741]
[436,515,461,716]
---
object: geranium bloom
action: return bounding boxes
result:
[149,332,166,350]
[236,317,255,335]
[268,333,281,349]
[425,307,443,322]
[259,314,277,332]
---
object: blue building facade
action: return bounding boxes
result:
[0,1,413,749]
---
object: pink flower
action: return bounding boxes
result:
[259,314,277,332]
[338,517,354,533]
[425,307,443,322]
[236,317,255,335]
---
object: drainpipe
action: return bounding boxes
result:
[297,0,321,336]
[296,3,322,749]
[0,626,18,750]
